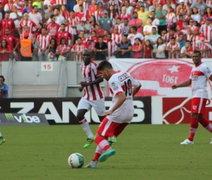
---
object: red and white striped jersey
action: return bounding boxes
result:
[4,3,13,12]
[45,22,60,38]
[55,0,67,5]
[190,63,212,98]
[115,24,124,34]
[118,14,131,21]
[192,35,200,49]
[108,0,121,10]
[71,44,87,61]
[68,17,79,35]
[80,61,104,101]
[106,40,117,57]
[166,42,180,58]
[112,33,122,44]
[166,12,176,30]
[200,24,212,42]
[196,40,212,58]
[187,34,193,41]
[36,34,51,52]
[91,11,100,22]
[19,20,37,33]
[164,33,179,43]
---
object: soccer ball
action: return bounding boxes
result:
[68,153,84,168]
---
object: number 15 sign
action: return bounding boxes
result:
[41,62,53,71]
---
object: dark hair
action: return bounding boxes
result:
[90,15,96,28]
[185,40,191,43]
[108,5,117,19]
[33,5,38,9]
[50,14,55,19]
[60,37,66,44]
[156,37,163,47]
[0,75,5,82]
[50,38,57,50]
[144,40,153,49]
[97,61,113,71]
[193,50,201,56]
[1,39,8,48]
[77,37,82,40]
[170,36,176,40]
[131,26,137,32]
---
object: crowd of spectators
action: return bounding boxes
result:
[0,0,211,61]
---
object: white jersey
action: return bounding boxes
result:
[190,63,212,99]
[107,71,140,123]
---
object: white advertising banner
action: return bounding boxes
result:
[109,58,212,98]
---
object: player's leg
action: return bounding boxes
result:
[92,98,117,147]
[181,98,202,145]
[85,117,117,167]
[0,130,5,145]
[197,99,212,143]
[77,98,94,148]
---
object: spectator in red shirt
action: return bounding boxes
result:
[56,23,70,46]
[0,39,11,62]
[0,12,16,36]
[45,14,60,39]
[1,28,18,52]
[176,14,184,30]
[88,0,96,16]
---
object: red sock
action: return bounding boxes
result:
[200,117,212,133]
[93,145,103,161]
[95,136,110,151]
[93,153,101,161]
[188,118,199,141]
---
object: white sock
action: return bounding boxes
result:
[79,118,94,138]
[0,131,2,137]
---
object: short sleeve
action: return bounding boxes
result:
[109,79,124,96]
[203,65,212,79]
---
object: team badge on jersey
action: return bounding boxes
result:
[118,73,129,82]
[111,82,119,91]
[193,105,197,110]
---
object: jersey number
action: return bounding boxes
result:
[124,79,132,96]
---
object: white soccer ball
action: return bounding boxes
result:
[68,153,84,168]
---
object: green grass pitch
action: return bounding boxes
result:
[1,124,212,180]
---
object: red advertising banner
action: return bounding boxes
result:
[109,58,212,98]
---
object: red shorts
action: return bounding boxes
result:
[191,98,207,114]
[97,117,128,138]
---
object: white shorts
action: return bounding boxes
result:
[77,97,105,116]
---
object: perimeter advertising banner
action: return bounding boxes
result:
[0,113,48,126]
[109,58,212,98]
[0,97,151,125]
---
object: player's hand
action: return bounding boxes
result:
[80,81,88,87]
[78,86,83,92]
[172,85,178,89]
[103,111,112,116]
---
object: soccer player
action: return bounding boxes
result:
[77,49,105,148]
[172,51,212,145]
[85,60,141,168]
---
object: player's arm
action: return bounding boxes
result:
[80,76,103,87]
[172,79,191,89]
[103,92,126,116]
[132,83,141,97]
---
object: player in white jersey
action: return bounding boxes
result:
[77,49,105,148]
[85,60,141,168]
[172,51,212,145]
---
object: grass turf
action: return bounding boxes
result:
[0,124,212,180]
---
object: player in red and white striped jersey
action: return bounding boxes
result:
[71,37,87,61]
[55,0,67,5]
[77,49,105,148]
[166,36,180,58]
[172,51,212,145]
[37,27,51,61]
[200,17,212,42]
